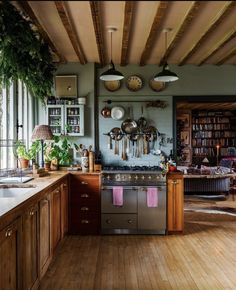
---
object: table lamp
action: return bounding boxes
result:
[31,125,53,168]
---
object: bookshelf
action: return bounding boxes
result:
[191,110,236,165]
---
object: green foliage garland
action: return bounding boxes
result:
[0,1,56,104]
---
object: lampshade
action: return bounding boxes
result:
[31,125,53,141]
[154,28,179,83]
[100,28,124,81]
[154,62,179,82]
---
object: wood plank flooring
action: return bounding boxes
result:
[39,208,236,289]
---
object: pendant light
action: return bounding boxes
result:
[154,28,179,82]
[100,27,124,81]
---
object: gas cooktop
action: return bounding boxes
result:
[102,165,163,172]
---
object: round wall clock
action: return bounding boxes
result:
[126,75,143,91]
[104,80,121,92]
[149,78,166,92]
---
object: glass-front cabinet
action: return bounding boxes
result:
[46,104,84,136]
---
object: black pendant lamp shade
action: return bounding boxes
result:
[100,27,124,81]
[154,28,179,83]
[154,62,179,82]
[100,60,124,81]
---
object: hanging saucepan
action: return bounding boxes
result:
[143,126,159,141]
[109,127,123,141]
[127,127,140,141]
[121,108,138,134]
[101,106,111,118]
[137,106,147,130]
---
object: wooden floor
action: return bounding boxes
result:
[39,208,236,289]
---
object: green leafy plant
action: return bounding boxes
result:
[15,140,40,161]
[44,136,73,166]
[0,1,55,104]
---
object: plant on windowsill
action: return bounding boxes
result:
[15,140,41,168]
[0,1,56,105]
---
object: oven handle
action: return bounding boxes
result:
[101,185,166,191]
[101,186,139,190]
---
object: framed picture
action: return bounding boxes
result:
[55,75,78,98]
[181,130,189,145]
[177,113,190,128]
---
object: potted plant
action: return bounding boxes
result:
[44,136,73,170]
[15,140,40,168]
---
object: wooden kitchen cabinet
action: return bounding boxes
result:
[61,177,69,237]
[22,203,39,290]
[167,172,184,233]
[0,217,22,290]
[51,186,61,252]
[39,193,52,278]
[69,174,101,234]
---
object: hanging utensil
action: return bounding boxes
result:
[137,106,147,131]
[121,107,138,134]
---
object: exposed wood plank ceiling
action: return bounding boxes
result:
[15,1,236,66]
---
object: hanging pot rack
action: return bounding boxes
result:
[103,99,168,108]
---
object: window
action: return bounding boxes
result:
[0,81,37,169]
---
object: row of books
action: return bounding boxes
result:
[192,131,236,138]
[192,138,236,147]
[192,117,230,124]
[192,123,231,130]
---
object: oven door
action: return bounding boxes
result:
[138,186,166,234]
[101,186,138,234]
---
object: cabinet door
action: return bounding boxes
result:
[46,105,64,135]
[0,218,22,290]
[52,187,61,252]
[39,194,51,277]
[65,105,84,136]
[22,204,39,290]
[167,178,184,232]
[61,179,69,237]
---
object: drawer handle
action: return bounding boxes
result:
[29,210,34,216]
[63,183,67,188]
[127,219,133,224]
[81,194,89,198]
[106,219,111,224]
[81,220,89,224]
[81,207,89,211]
[5,228,13,237]
[81,181,88,185]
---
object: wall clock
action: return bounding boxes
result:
[126,75,143,91]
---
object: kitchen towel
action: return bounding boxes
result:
[113,186,123,206]
[147,187,158,207]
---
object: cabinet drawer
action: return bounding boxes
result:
[101,189,137,213]
[101,214,137,229]
[70,203,100,216]
[70,175,100,193]
[70,216,100,234]
[71,191,99,203]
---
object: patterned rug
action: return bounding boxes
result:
[184,194,236,216]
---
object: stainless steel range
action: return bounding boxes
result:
[101,166,167,235]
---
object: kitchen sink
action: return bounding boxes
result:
[0,176,34,183]
[0,187,34,198]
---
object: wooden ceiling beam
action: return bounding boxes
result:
[120,1,135,66]
[16,1,66,63]
[90,1,106,66]
[179,1,236,66]
[199,29,236,65]
[159,1,202,66]
[139,1,169,66]
[55,1,87,64]
[216,46,236,65]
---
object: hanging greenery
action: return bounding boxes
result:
[0,1,56,104]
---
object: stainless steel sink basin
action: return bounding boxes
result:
[0,176,34,183]
[0,187,34,198]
